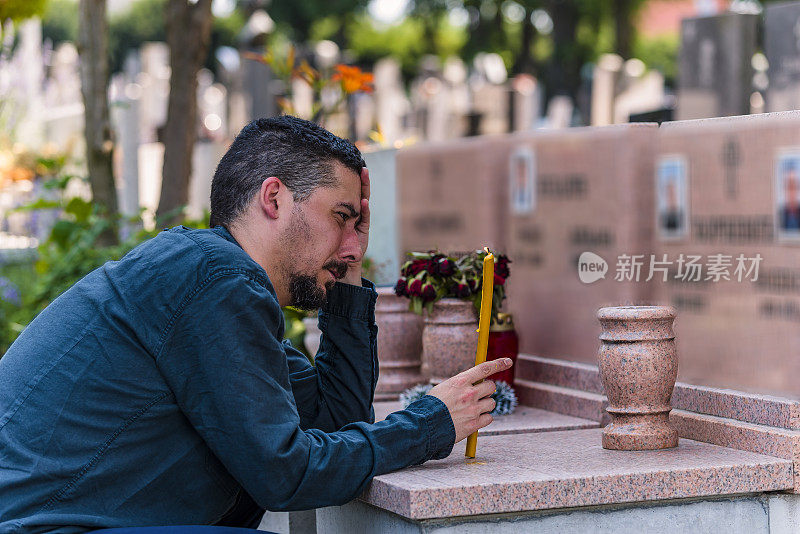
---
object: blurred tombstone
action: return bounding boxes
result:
[139,42,171,143]
[677,12,758,120]
[591,54,623,127]
[765,2,800,112]
[138,143,164,230]
[546,96,574,129]
[109,74,141,221]
[214,46,247,136]
[362,147,400,285]
[614,60,665,124]
[472,53,509,135]
[397,136,514,256]
[188,141,226,221]
[238,10,278,121]
[509,74,541,132]
[352,92,376,142]
[13,19,44,149]
[373,58,409,145]
[443,56,470,137]
[43,42,84,150]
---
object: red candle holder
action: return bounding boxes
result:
[486,313,518,385]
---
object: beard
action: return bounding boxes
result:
[287,272,330,310]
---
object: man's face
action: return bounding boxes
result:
[279,162,362,309]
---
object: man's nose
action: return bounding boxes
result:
[338,225,362,262]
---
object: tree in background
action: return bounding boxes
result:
[77,0,118,245]
[156,0,214,226]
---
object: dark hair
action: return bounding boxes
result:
[209,115,365,227]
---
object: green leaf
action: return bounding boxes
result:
[10,198,61,212]
[64,197,92,223]
[49,220,78,249]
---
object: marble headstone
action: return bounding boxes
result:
[506,124,658,365]
[765,1,800,112]
[677,12,758,120]
[654,111,800,395]
[397,136,514,257]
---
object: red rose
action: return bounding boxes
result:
[394,277,408,297]
[452,282,471,298]
[408,278,423,296]
[421,282,437,302]
[404,259,431,277]
[493,273,506,286]
[495,255,511,279]
[435,257,455,277]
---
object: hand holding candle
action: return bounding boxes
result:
[465,248,494,459]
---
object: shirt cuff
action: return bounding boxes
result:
[321,278,378,321]
[405,394,456,460]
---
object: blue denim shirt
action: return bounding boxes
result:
[0,226,455,532]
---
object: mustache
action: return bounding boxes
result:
[323,260,348,280]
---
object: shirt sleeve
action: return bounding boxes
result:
[284,278,378,432]
[155,271,455,511]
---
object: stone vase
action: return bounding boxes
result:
[422,298,479,384]
[598,306,679,451]
[375,287,424,401]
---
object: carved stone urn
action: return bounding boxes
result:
[374,287,424,401]
[597,305,679,451]
[421,298,478,385]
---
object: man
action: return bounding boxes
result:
[0,116,510,532]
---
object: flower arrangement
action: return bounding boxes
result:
[394,249,511,319]
[400,380,518,416]
[244,45,373,125]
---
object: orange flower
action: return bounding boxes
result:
[332,64,374,94]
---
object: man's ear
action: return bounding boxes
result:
[259,176,283,220]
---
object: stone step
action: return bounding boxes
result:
[515,354,604,394]
[514,378,610,425]
[670,408,800,492]
[671,384,800,431]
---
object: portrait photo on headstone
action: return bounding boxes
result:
[775,150,800,240]
[656,155,689,240]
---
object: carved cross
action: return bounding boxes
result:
[721,138,741,199]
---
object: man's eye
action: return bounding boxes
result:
[337,212,349,223]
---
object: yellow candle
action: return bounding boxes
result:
[465,248,494,459]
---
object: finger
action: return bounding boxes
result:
[358,198,370,231]
[360,167,370,202]
[475,380,496,399]
[477,397,496,414]
[475,413,493,431]
[462,358,513,383]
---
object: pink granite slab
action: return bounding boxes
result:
[671,409,800,491]
[672,384,800,430]
[373,401,598,436]
[515,354,604,394]
[362,428,792,519]
[514,378,610,425]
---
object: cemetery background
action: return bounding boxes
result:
[13,0,800,531]
[3,0,800,393]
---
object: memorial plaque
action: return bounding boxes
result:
[397,136,514,257]
[654,111,800,395]
[765,1,800,112]
[506,124,658,365]
[677,12,758,120]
